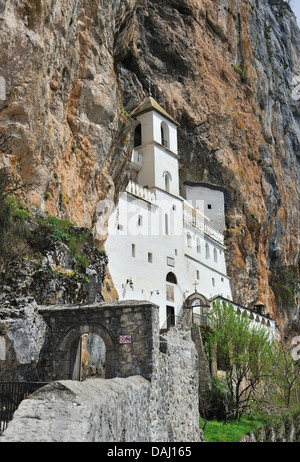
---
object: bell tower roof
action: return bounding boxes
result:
[130,96,180,127]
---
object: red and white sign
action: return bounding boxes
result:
[119,335,132,344]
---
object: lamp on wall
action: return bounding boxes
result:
[127,278,134,290]
[150,290,160,296]
[122,278,134,290]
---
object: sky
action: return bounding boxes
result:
[290,1,300,26]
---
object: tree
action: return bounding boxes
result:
[0,167,31,260]
[205,300,274,420]
[262,339,300,410]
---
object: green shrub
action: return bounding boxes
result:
[232,64,249,83]
[269,265,300,307]
[0,169,31,259]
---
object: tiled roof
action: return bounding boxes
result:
[130,96,180,126]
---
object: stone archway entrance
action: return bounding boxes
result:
[38,300,159,382]
[184,292,210,327]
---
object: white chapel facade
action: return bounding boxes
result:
[105,97,233,328]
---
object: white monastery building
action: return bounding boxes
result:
[105,97,276,336]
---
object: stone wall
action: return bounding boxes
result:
[0,298,159,382]
[38,300,159,382]
[150,327,200,441]
[0,327,201,442]
[0,377,152,442]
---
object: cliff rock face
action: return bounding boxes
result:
[119,0,300,325]
[0,0,138,241]
[0,0,299,326]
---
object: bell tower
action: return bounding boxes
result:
[130,97,180,197]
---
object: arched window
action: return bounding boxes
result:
[164,171,171,192]
[196,238,201,253]
[166,272,177,284]
[134,123,142,147]
[161,121,169,148]
[205,243,210,259]
[187,232,192,248]
[214,248,218,262]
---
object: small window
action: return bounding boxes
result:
[175,249,178,256]
[187,232,192,248]
[212,277,215,287]
[164,172,171,192]
[167,257,175,267]
[207,204,212,209]
[196,270,200,280]
[205,243,210,259]
[138,215,143,226]
[132,244,135,257]
[165,213,169,235]
[214,248,218,262]
[148,252,153,263]
[196,238,201,253]
[117,224,123,231]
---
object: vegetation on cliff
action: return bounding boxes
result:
[0,168,31,260]
[0,168,107,304]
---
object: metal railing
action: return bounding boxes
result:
[183,204,224,244]
[0,382,47,434]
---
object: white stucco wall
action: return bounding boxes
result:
[182,184,226,233]
[106,188,232,327]
[106,99,233,328]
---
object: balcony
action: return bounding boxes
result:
[126,180,158,206]
[130,149,143,170]
[183,203,224,245]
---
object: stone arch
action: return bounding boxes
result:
[184,292,210,326]
[60,323,116,381]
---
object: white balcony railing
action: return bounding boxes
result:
[126,180,158,205]
[183,203,224,245]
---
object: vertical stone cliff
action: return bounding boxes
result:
[0,0,299,326]
[0,0,138,241]
[118,0,300,326]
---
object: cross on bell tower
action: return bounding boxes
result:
[193,280,199,292]
[146,76,153,97]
